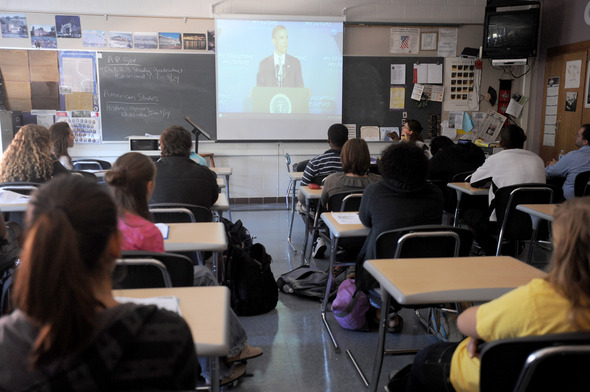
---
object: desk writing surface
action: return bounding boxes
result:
[321,212,369,238]
[364,256,547,305]
[516,204,557,222]
[211,167,232,176]
[164,222,227,252]
[289,172,304,181]
[300,185,322,199]
[113,286,230,356]
[447,182,489,196]
[212,193,229,211]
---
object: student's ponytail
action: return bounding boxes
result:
[12,176,118,368]
[15,210,98,367]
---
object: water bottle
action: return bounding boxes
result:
[559,150,565,160]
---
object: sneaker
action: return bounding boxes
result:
[226,344,263,363]
[312,237,327,259]
[220,363,247,386]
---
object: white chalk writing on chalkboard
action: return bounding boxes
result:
[98,52,216,141]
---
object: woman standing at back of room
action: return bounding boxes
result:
[0,124,70,183]
[0,175,198,390]
[49,122,75,170]
[401,119,431,158]
[104,151,263,386]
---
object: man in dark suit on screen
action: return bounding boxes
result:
[256,25,304,88]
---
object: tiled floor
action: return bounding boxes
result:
[222,203,551,391]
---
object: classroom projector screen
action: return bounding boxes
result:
[215,16,343,141]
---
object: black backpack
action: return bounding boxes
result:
[222,218,278,316]
[277,266,335,299]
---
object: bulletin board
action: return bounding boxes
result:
[342,56,443,139]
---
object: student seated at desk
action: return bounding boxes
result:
[320,138,381,208]
[313,138,381,258]
[465,125,545,255]
[105,152,262,386]
[0,176,199,390]
[150,126,219,210]
[356,143,443,330]
[49,122,75,171]
[389,196,590,392]
[0,124,70,183]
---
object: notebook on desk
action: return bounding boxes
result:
[155,223,170,239]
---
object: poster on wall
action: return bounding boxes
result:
[55,15,81,38]
[389,27,419,54]
[0,14,28,38]
[443,57,477,112]
[585,61,590,108]
[543,76,559,147]
[564,60,582,89]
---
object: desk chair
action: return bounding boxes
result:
[113,258,173,288]
[0,182,39,195]
[479,332,590,392]
[149,203,213,265]
[493,183,558,262]
[574,170,590,197]
[121,251,194,287]
[319,192,364,353]
[360,225,473,390]
[72,159,111,170]
[149,203,212,223]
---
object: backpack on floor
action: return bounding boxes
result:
[331,278,370,331]
[222,217,277,316]
[276,266,330,299]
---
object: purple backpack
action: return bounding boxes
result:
[332,278,370,331]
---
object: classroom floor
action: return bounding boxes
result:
[221,203,552,392]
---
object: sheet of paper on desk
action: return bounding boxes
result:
[115,296,181,315]
[155,223,170,239]
[0,190,30,203]
[332,212,362,225]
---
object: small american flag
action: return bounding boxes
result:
[400,36,410,49]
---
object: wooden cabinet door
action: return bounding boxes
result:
[539,50,587,163]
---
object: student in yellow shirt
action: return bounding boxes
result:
[388,196,590,392]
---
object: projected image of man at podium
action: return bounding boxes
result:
[257,25,304,88]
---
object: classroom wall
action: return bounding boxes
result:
[529,0,590,153]
[2,0,538,202]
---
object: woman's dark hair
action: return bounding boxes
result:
[14,176,118,368]
[160,126,193,158]
[405,119,424,142]
[430,135,454,156]
[341,138,371,175]
[104,152,156,220]
[49,122,72,166]
[379,142,429,186]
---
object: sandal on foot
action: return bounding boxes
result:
[387,313,403,333]
[220,363,247,386]
[226,344,263,363]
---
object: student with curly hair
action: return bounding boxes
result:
[49,122,75,170]
[0,124,69,183]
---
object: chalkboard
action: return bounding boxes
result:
[98,51,216,141]
[343,56,443,139]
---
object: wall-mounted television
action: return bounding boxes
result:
[482,1,541,60]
